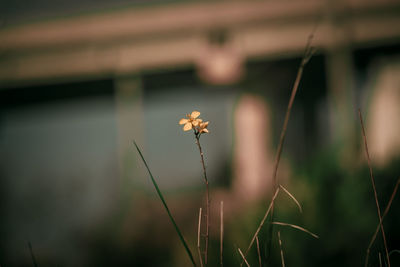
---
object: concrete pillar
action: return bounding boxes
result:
[114,75,145,195]
[326,48,357,159]
[325,0,358,165]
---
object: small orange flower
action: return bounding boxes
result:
[198,121,209,134]
[179,111,202,131]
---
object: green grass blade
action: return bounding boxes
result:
[28,241,38,267]
[133,141,197,267]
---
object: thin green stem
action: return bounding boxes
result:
[28,241,38,267]
[134,141,197,267]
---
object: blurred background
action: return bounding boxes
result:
[1,0,400,266]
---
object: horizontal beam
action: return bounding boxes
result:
[0,1,324,51]
[0,0,399,85]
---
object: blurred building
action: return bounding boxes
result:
[1,0,400,266]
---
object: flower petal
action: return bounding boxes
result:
[192,119,201,126]
[201,121,209,127]
[191,111,200,119]
[179,118,188,125]
[202,128,209,133]
[183,123,192,131]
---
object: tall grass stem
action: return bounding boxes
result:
[365,177,400,267]
[358,110,390,267]
[266,29,316,262]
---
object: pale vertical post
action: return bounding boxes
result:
[326,48,357,155]
[114,75,145,194]
[325,2,357,164]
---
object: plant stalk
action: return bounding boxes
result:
[358,110,390,267]
[195,134,210,265]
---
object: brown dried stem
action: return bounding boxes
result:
[271,221,319,239]
[358,109,390,267]
[271,29,315,190]
[256,236,262,267]
[241,187,280,266]
[197,208,204,267]
[278,231,286,267]
[195,135,210,265]
[238,248,250,267]
[280,184,303,213]
[266,30,316,263]
[220,201,224,267]
[365,177,400,267]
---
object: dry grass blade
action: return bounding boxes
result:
[220,201,224,267]
[358,110,390,267]
[256,236,262,267]
[271,222,319,239]
[280,184,303,213]
[266,29,316,264]
[198,208,204,267]
[241,187,280,266]
[365,177,400,267]
[238,248,250,267]
[271,29,316,190]
[379,252,382,267]
[278,231,286,267]
[133,141,197,267]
